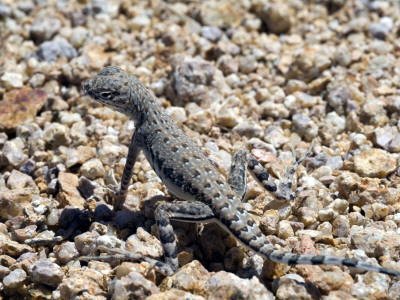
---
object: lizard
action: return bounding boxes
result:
[82,65,400,277]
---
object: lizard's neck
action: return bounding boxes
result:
[129,88,163,127]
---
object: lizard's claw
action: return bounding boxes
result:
[104,185,126,211]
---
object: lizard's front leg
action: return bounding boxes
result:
[112,131,140,210]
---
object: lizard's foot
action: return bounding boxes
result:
[79,246,174,276]
[275,141,314,202]
[104,185,127,211]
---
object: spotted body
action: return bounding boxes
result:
[82,66,400,277]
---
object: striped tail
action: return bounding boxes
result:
[260,249,400,277]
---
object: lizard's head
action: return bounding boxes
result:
[82,66,133,114]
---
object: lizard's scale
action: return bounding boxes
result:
[82,66,400,277]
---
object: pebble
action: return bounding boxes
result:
[3,268,27,289]
[57,268,105,299]
[74,231,100,256]
[34,38,78,62]
[56,172,85,207]
[30,18,62,43]
[109,271,159,299]
[292,113,318,141]
[203,271,274,299]
[1,72,23,90]
[29,261,64,288]
[54,241,80,264]
[353,148,397,178]
[126,227,163,258]
[258,4,291,34]
[43,123,71,149]
[160,260,210,294]
[0,138,27,168]
[80,158,105,180]
[201,26,222,42]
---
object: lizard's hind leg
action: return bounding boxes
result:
[154,201,215,275]
[228,149,249,201]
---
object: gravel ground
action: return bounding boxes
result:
[0,0,400,299]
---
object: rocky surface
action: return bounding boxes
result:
[0,0,400,299]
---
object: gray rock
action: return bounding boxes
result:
[369,17,393,40]
[30,18,62,43]
[0,3,11,18]
[327,85,351,115]
[29,260,64,288]
[166,55,229,107]
[239,55,257,74]
[43,122,71,149]
[3,269,27,289]
[54,241,80,264]
[109,271,159,299]
[7,170,39,194]
[0,3,10,17]
[259,4,291,34]
[34,38,78,62]
[74,231,100,255]
[203,271,274,300]
[80,158,105,180]
[216,54,238,75]
[201,26,222,42]
[292,113,318,141]
[0,138,27,168]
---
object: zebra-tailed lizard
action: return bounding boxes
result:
[82,66,399,277]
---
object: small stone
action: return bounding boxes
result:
[201,26,222,42]
[34,38,78,62]
[30,18,62,43]
[353,148,397,178]
[369,17,393,40]
[7,170,39,194]
[262,102,289,118]
[0,88,47,132]
[203,271,274,300]
[0,189,32,220]
[0,138,27,168]
[110,271,159,299]
[277,220,294,240]
[43,123,71,149]
[147,289,206,300]
[126,227,163,258]
[160,260,210,294]
[54,241,80,264]
[294,92,317,108]
[58,268,105,299]
[56,172,85,208]
[360,99,388,127]
[264,126,289,148]
[1,72,23,90]
[292,113,318,141]
[239,55,257,74]
[165,106,187,124]
[200,0,243,28]
[273,276,320,299]
[80,158,105,180]
[332,215,350,237]
[389,134,400,152]
[362,203,389,221]
[216,54,238,75]
[129,15,151,30]
[59,112,82,126]
[0,3,11,17]
[66,146,96,168]
[29,261,64,288]
[259,4,291,34]
[74,231,100,255]
[3,269,27,289]
[232,121,263,138]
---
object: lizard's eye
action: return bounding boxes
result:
[100,91,115,99]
